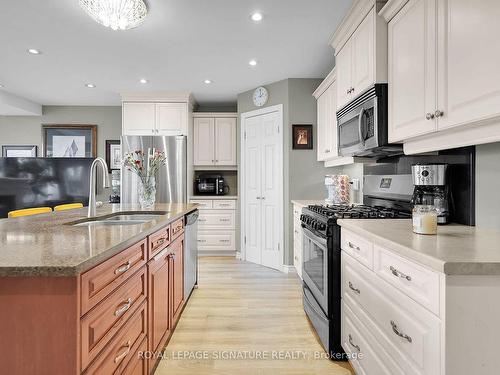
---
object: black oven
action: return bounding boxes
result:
[337,83,402,158]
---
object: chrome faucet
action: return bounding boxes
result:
[88,157,110,217]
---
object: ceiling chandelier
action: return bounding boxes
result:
[79,0,148,31]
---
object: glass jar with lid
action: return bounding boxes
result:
[412,205,438,235]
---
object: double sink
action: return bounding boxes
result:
[68,211,169,227]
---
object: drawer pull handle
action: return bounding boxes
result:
[198,239,207,243]
[114,341,131,363]
[390,266,412,281]
[348,281,360,294]
[390,320,412,343]
[114,261,131,275]
[199,219,207,222]
[114,298,132,317]
[220,219,230,222]
[220,239,230,243]
[348,242,360,251]
[348,334,360,352]
[154,238,166,248]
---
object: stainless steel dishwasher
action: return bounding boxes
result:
[184,210,199,299]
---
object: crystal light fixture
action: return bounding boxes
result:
[79,0,148,31]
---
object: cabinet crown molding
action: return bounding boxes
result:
[379,0,408,22]
[329,0,387,53]
[193,112,237,118]
[313,68,336,99]
[120,91,196,108]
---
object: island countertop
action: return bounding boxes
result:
[0,203,198,277]
[337,219,500,275]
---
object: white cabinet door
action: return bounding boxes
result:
[122,103,155,135]
[215,117,237,165]
[388,0,437,142]
[336,42,352,110]
[193,118,215,165]
[437,0,500,131]
[316,89,329,161]
[351,11,374,97]
[155,103,187,136]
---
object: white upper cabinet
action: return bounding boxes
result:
[122,103,156,135]
[331,1,388,111]
[193,114,237,166]
[214,117,237,165]
[193,118,215,165]
[121,93,193,136]
[436,0,500,131]
[383,0,500,152]
[387,0,437,142]
[156,103,188,136]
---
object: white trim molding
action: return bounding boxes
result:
[193,112,237,118]
[313,68,336,99]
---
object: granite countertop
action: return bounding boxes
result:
[291,199,326,207]
[338,219,500,276]
[0,203,198,277]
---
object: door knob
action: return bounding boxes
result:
[426,113,435,120]
[434,110,444,118]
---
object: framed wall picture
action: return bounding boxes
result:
[2,145,38,157]
[106,140,121,172]
[42,124,97,157]
[292,124,313,149]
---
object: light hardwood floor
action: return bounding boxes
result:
[155,257,354,375]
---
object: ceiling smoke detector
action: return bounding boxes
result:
[79,0,148,31]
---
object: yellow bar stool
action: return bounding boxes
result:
[54,203,84,212]
[8,207,52,218]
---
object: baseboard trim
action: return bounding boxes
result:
[282,265,297,274]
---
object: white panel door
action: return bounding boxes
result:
[336,42,352,110]
[122,103,155,135]
[388,0,437,142]
[215,117,237,165]
[351,10,374,97]
[318,82,338,161]
[193,118,215,165]
[260,111,283,270]
[437,0,500,130]
[156,103,187,135]
[244,116,263,265]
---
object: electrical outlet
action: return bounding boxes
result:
[350,178,360,191]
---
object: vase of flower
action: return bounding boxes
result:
[123,149,166,210]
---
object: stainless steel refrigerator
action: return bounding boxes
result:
[121,136,187,204]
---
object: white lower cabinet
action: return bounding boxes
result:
[190,198,237,255]
[292,203,303,279]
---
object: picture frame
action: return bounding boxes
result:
[292,124,313,150]
[42,124,97,158]
[106,140,121,172]
[2,145,38,157]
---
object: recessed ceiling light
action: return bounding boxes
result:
[27,48,41,55]
[249,59,258,66]
[0,84,4,88]
[139,78,148,84]
[204,79,212,84]
[85,83,96,88]
[251,12,263,22]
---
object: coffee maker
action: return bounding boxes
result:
[411,164,450,224]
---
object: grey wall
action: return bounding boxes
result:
[238,78,333,266]
[0,105,122,200]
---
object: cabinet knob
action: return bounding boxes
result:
[325,149,330,153]
[425,113,435,120]
[434,110,444,118]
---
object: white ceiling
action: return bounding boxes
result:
[0,0,353,106]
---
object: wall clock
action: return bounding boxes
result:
[253,86,269,107]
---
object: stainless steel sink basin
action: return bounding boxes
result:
[68,211,168,227]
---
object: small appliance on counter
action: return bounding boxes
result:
[195,174,229,195]
[411,164,450,224]
[325,175,350,205]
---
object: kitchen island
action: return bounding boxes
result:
[0,203,198,375]
[337,219,500,375]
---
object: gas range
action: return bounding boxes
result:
[300,204,411,237]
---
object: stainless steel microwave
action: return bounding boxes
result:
[337,84,402,158]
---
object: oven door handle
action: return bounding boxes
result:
[358,108,366,146]
[302,227,327,248]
